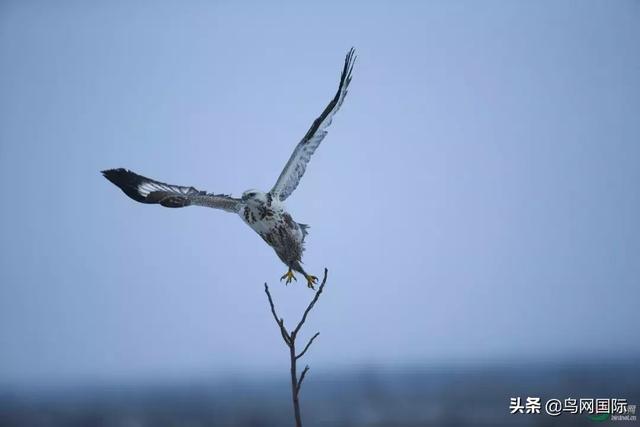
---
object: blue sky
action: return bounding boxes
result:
[1,0,639,387]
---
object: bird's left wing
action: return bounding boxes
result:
[102,168,242,213]
[270,48,356,201]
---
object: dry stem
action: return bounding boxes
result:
[264,268,328,427]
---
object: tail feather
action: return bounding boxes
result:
[298,223,309,242]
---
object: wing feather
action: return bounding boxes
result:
[271,48,356,201]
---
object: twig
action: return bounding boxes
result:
[263,268,329,427]
[264,284,291,345]
[293,269,328,336]
[296,333,320,360]
[296,365,310,392]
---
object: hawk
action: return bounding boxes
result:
[102,49,356,289]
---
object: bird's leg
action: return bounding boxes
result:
[304,274,318,289]
[280,269,297,285]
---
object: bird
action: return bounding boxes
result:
[102,48,356,289]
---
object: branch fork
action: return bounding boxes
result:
[264,268,328,427]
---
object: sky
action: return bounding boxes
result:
[0,0,639,388]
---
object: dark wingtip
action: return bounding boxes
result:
[341,48,357,86]
[346,47,356,64]
[101,168,127,181]
[101,168,149,203]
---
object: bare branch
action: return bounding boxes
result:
[296,365,310,392]
[264,282,279,322]
[264,283,291,345]
[279,319,291,346]
[263,268,329,427]
[293,268,328,336]
[296,332,320,360]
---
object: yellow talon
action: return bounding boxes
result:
[280,269,297,285]
[305,274,318,289]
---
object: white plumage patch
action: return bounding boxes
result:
[137,182,192,197]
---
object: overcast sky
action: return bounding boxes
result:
[1,0,639,388]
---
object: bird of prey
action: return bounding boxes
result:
[102,49,356,289]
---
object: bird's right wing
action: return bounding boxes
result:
[102,168,242,213]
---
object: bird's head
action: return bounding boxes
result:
[241,189,268,205]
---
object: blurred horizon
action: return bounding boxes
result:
[2,352,639,392]
[2,358,639,426]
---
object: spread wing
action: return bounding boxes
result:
[102,168,242,212]
[270,48,356,201]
